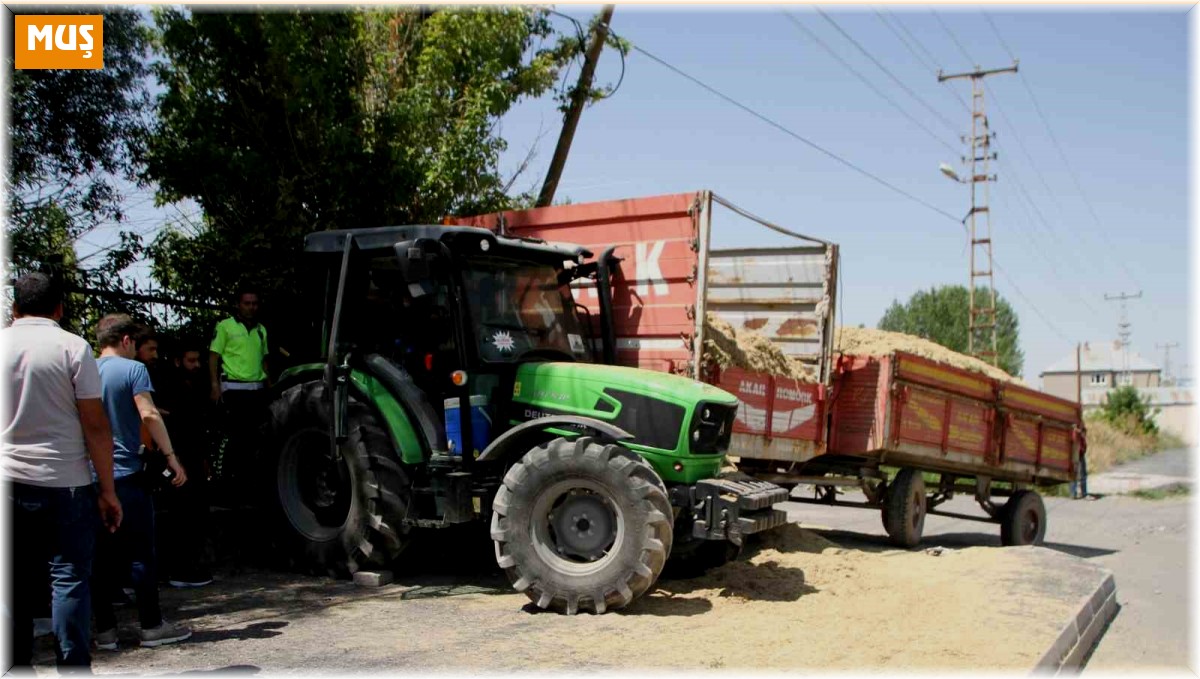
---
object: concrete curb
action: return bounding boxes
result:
[1032,572,1118,674]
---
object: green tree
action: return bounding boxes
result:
[1097,385,1159,436]
[878,285,1024,376]
[144,8,591,349]
[6,8,156,331]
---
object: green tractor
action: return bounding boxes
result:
[265,225,787,614]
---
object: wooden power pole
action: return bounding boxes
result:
[536,5,615,208]
[939,61,1018,366]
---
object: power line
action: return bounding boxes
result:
[981,11,1018,63]
[992,180,1102,316]
[814,7,962,137]
[979,14,1137,289]
[932,10,976,66]
[876,8,973,114]
[881,7,944,77]
[782,11,959,155]
[873,8,937,73]
[630,44,962,223]
[994,260,1074,345]
[1014,75,1142,288]
[633,40,1071,346]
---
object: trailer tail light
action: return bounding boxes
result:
[451,370,468,386]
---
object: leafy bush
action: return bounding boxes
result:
[1096,386,1159,436]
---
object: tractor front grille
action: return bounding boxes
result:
[690,402,736,455]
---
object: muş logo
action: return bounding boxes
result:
[15,15,104,70]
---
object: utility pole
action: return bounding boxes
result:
[536,5,616,208]
[939,61,1018,366]
[1104,290,1142,382]
[1157,341,1180,383]
[1103,291,1142,349]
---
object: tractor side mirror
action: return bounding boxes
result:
[395,238,437,298]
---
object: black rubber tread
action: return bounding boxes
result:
[999,489,1047,546]
[490,436,673,615]
[883,467,926,548]
[263,381,412,577]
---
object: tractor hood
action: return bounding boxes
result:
[511,362,738,457]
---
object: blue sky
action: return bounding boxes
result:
[489,6,1190,384]
[78,5,1190,386]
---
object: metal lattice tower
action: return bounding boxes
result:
[1104,291,1142,350]
[1157,342,1180,383]
[939,62,1018,366]
[1104,290,1142,380]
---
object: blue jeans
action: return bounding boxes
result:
[92,474,162,632]
[6,482,98,670]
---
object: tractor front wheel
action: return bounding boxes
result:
[491,437,673,614]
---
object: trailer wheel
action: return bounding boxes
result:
[884,468,926,548]
[264,382,412,577]
[1000,490,1046,546]
[491,437,673,615]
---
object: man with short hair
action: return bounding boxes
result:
[3,272,122,672]
[91,314,191,650]
[134,327,159,369]
[209,287,270,500]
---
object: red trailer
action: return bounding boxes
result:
[456,191,1084,547]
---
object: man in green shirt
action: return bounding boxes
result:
[209,287,270,500]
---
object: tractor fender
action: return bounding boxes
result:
[361,354,448,454]
[477,416,633,464]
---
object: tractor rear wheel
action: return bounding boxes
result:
[264,381,412,576]
[491,437,673,614]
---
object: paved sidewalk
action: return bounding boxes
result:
[1086,447,1191,496]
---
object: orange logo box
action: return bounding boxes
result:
[14,15,104,70]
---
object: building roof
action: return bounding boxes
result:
[1041,340,1160,375]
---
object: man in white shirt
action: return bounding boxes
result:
[3,273,122,672]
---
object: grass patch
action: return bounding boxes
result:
[1084,416,1180,475]
[1127,483,1190,500]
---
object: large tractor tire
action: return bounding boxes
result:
[263,382,412,577]
[1000,490,1047,546]
[491,437,673,615]
[883,467,926,548]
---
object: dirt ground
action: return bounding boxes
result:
[39,518,1109,674]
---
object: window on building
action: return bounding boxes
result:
[1090,373,1108,386]
[1117,373,1133,386]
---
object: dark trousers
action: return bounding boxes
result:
[92,476,162,632]
[218,389,269,501]
[161,449,210,577]
[7,482,97,670]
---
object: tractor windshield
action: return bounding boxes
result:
[464,258,590,363]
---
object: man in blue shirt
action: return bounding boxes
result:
[92,314,192,649]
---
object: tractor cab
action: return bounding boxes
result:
[301,225,596,456]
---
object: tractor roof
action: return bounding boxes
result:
[303,225,590,263]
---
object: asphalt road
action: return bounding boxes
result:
[781,447,1193,672]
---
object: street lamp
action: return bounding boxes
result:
[939,162,962,183]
